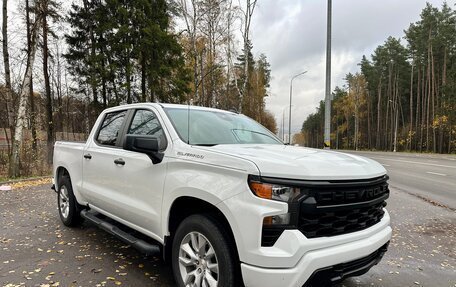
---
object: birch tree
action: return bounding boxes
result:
[9,12,39,177]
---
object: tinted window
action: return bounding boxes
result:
[128,109,167,150]
[164,108,282,145]
[96,110,127,146]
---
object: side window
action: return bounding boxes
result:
[96,110,127,146]
[128,109,167,150]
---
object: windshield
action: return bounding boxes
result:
[164,108,283,146]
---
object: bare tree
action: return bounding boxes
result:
[238,0,256,112]
[9,15,39,177]
[26,0,38,152]
[2,0,13,130]
[178,0,201,102]
[224,0,236,108]
[37,0,59,164]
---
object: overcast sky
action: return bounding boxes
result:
[250,0,456,139]
[4,0,455,137]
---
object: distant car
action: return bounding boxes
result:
[53,103,391,287]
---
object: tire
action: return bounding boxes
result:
[172,214,238,287]
[57,176,83,227]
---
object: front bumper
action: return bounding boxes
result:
[241,222,392,287]
[304,242,389,286]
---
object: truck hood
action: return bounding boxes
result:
[196,144,386,180]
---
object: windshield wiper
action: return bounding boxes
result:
[192,143,218,147]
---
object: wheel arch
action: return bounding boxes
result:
[56,166,70,185]
[54,164,87,206]
[164,196,240,267]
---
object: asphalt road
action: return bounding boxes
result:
[1,171,455,287]
[342,151,456,210]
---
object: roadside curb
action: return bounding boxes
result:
[0,175,52,185]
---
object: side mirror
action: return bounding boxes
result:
[124,134,163,164]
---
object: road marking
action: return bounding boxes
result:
[382,164,391,167]
[367,156,456,169]
[426,171,447,177]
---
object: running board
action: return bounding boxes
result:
[80,210,160,256]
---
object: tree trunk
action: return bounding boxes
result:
[101,61,107,107]
[42,4,54,165]
[441,46,447,154]
[385,64,392,150]
[430,45,436,153]
[225,0,233,109]
[426,31,431,151]
[449,124,452,154]
[3,127,10,156]
[141,53,146,102]
[421,65,426,152]
[200,50,205,105]
[83,0,98,124]
[2,0,10,87]
[9,21,38,177]
[25,0,37,152]
[409,62,414,151]
[126,56,132,104]
[239,0,257,113]
[376,78,382,150]
[2,0,14,137]
[415,65,421,151]
[56,43,64,132]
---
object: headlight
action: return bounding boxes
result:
[249,180,302,202]
[249,176,306,246]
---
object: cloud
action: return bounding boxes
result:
[251,0,455,138]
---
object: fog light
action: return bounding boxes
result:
[263,213,291,226]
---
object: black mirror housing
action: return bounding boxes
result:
[124,135,163,163]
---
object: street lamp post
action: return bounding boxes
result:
[289,71,307,144]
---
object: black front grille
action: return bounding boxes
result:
[299,201,386,238]
[299,176,389,239]
[260,175,389,246]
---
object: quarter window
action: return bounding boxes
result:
[96,110,127,146]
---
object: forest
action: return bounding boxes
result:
[0,0,277,178]
[301,3,456,154]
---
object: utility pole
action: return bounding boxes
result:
[324,0,332,149]
[289,71,307,144]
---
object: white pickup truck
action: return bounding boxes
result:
[53,103,391,287]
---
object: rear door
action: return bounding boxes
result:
[82,109,133,218]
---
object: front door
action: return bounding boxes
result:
[109,108,169,237]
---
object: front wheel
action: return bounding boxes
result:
[172,214,238,287]
[57,176,83,227]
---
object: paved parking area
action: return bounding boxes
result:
[0,181,455,287]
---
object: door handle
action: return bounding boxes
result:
[114,158,125,166]
[84,154,92,159]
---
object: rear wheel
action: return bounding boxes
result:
[58,176,83,227]
[172,214,237,287]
